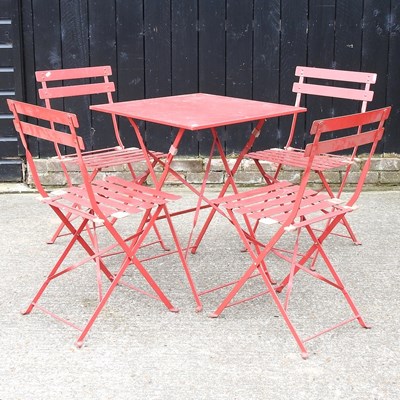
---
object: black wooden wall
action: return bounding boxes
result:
[0,0,23,180]
[8,0,400,165]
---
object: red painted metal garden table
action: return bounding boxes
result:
[90,93,307,261]
[90,93,306,248]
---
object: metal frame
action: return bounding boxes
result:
[246,66,377,245]
[8,99,201,347]
[210,107,391,358]
[35,65,168,244]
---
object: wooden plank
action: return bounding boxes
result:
[198,0,225,156]
[280,0,308,148]
[0,0,13,18]
[225,0,253,155]
[252,0,280,152]
[362,0,390,153]
[198,0,225,95]
[333,1,365,152]
[51,1,90,157]
[0,118,17,137]
[0,137,18,157]
[306,0,335,142]
[144,0,171,98]
[171,0,198,155]
[334,0,363,72]
[20,0,37,157]
[335,0,368,139]
[60,0,89,69]
[87,0,117,151]
[32,0,62,157]
[0,0,23,173]
[144,0,172,153]
[0,70,14,90]
[0,96,12,113]
[308,0,335,68]
[171,0,198,96]
[0,160,23,182]
[0,24,12,45]
[0,47,12,66]
[385,1,400,153]
[115,0,144,148]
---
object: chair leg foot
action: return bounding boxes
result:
[21,305,34,315]
[75,340,84,349]
[301,351,309,360]
[209,313,219,318]
[169,307,179,313]
[195,305,203,313]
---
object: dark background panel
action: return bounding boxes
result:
[384,1,400,153]
[362,0,390,153]
[198,0,225,156]
[171,0,198,155]
[60,0,90,154]
[2,0,400,180]
[279,0,308,149]
[0,160,22,182]
[143,0,172,153]
[0,48,13,67]
[0,136,18,156]
[19,0,36,160]
[88,0,118,151]
[0,24,12,45]
[225,0,253,155]
[306,0,335,141]
[0,118,15,137]
[115,0,145,148]
[252,0,280,151]
[334,0,364,119]
[0,0,13,18]
[32,0,62,157]
[0,70,14,90]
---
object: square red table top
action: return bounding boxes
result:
[90,93,306,131]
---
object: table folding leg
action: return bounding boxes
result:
[191,119,266,254]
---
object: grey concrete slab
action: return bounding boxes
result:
[0,187,399,399]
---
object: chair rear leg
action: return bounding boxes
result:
[75,232,178,348]
[317,170,361,245]
[163,205,203,311]
[22,218,89,315]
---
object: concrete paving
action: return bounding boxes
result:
[0,185,399,399]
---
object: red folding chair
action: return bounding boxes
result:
[246,66,377,245]
[36,66,168,244]
[8,99,202,347]
[211,107,391,358]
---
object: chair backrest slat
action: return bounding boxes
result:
[9,100,78,126]
[300,107,391,209]
[7,99,84,150]
[13,120,84,149]
[292,82,374,102]
[35,65,122,150]
[283,65,377,151]
[307,128,383,156]
[304,107,390,157]
[38,82,116,100]
[35,66,112,82]
[295,66,377,84]
[7,99,87,198]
